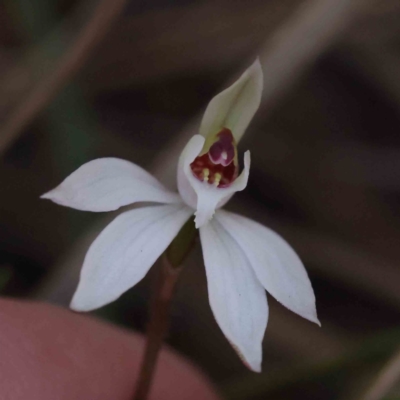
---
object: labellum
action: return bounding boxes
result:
[190,128,238,188]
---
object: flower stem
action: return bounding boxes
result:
[133,217,197,400]
[132,257,181,400]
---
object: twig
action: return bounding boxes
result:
[360,347,400,400]
[0,0,128,154]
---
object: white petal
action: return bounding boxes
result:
[215,210,320,325]
[42,158,181,212]
[177,135,250,228]
[199,218,268,372]
[71,204,193,311]
[200,59,263,143]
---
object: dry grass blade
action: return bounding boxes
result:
[257,0,367,112]
[360,347,400,400]
[0,0,128,154]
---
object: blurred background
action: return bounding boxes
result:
[1,0,400,398]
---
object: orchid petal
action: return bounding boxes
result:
[199,218,268,372]
[200,59,263,144]
[215,210,320,325]
[71,204,192,311]
[177,135,205,211]
[42,158,181,212]
[178,135,250,228]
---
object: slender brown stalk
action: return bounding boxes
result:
[133,217,197,400]
[0,0,128,154]
[133,256,182,400]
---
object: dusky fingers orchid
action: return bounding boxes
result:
[42,60,319,373]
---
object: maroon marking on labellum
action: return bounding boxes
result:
[208,128,236,166]
[190,128,238,188]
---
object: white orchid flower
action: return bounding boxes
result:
[42,60,319,372]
